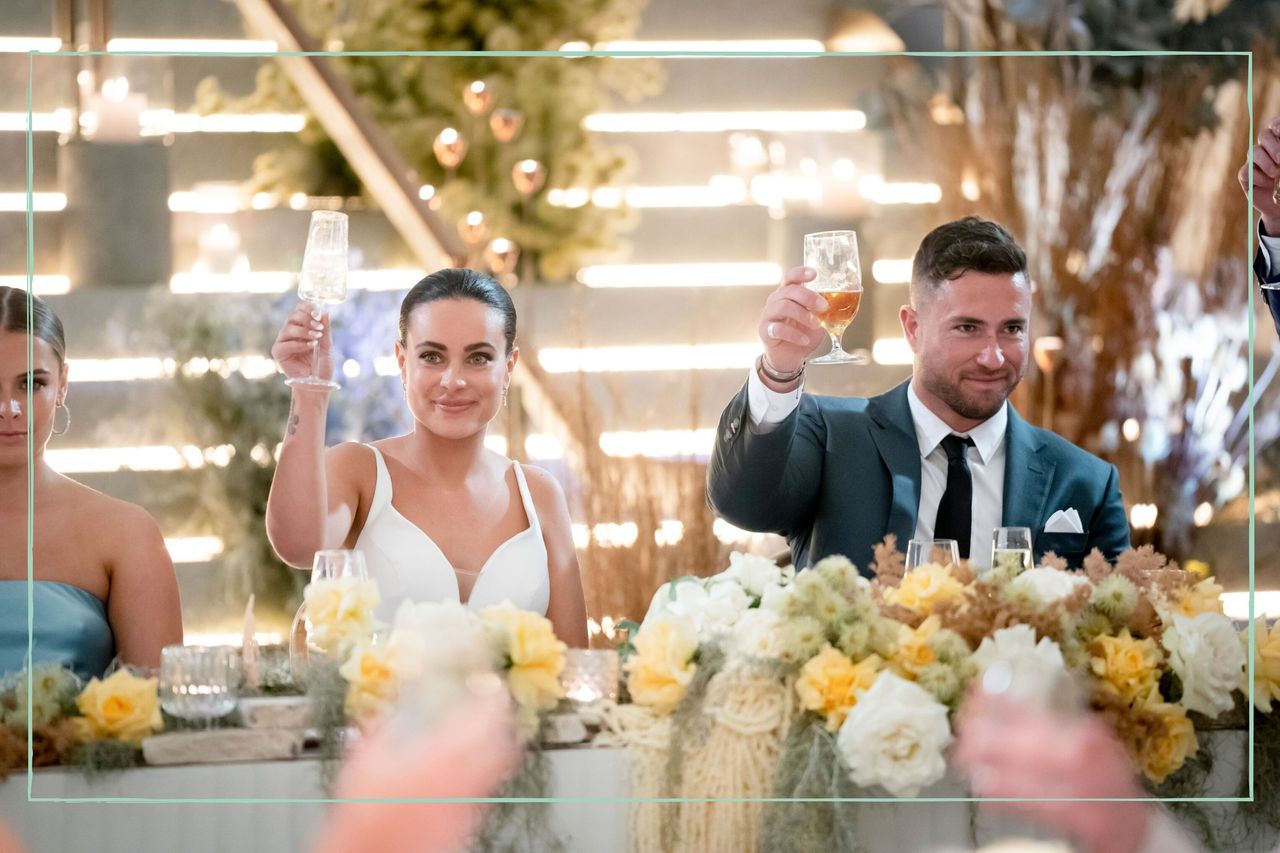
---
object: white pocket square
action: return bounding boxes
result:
[1044,508,1084,534]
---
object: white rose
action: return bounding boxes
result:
[1007,567,1090,605]
[970,625,1067,707]
[759,581,794,612]
[1163,612,1245,718]
[836,672,953,797]
[722,551,788,598]
[390,599,494,677]
[726,607,788,664]
[643,578,750,638]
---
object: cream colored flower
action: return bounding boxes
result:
[305,577,382,658]
[1089,629,1162,706]
[75,670,163,742]
[1242,617,1280,713]
[1174,576,1224,618]
[796,645,881,731]
[972,625,1067,707]
[341,643,399,723]
[885,563,966,616]
[1162,612,1244,718]
[836,671,953,797]
[481,605,566,713]
[891,615,941,680]
[1132,687,1199,784]
[625,615,698,714]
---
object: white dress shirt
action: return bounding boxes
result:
[905,381,1006,567]
[745,369,1007,567]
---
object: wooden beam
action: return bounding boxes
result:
[231,0,466,270]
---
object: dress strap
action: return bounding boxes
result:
[511,463,542,539]
[364,444,394,517]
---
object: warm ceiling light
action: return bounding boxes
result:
[584,110,866,133]
[577,262,780,288]
[107,38,277,53]
[576,39,826,53]
[538,343,759,373]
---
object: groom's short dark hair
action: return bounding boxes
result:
[910,216,1027,305]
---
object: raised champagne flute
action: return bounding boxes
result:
[803,230,864,364]
[287,210,349,389]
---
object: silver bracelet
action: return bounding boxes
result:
[758,353,805,384]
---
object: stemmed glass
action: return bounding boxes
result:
[287,210,349,389]
[905,538,961,571]
[289,549,370,676]
[159,645,241,730]
[803,230,865,364]
[991,527,1034,575]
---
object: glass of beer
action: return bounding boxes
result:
[803,230,864,364]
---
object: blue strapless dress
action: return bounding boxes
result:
[0,581,116,683]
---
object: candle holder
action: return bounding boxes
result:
[560,649,620,707]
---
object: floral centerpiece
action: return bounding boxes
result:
[602,539,1279,852]
[0,664,164,779]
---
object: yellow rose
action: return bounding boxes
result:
[482,606,566,713]
[890,615,943,680]
[625,617,698,715]
[1175,576,1224,618]
[75,670,163,742]
[796,645,881,731]
[305,578,381,657]
[1089,629,1162,705]
[340,644,399,723]
[1132,688,1199,784]
[1243,618,1280,713]
[1182,560,1210,580]
[885,564,966,615]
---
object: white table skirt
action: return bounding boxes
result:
[0,732,1257,853]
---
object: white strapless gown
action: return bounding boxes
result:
[353,445,551,621]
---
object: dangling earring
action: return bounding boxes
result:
[52,399,71,436]
[501,384,509,408]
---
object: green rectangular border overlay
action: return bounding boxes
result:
[24,47,1257,806]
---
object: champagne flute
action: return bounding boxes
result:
[991,527,1033,575]
[287,210,349,389]
[905,538,960,570]
[803,230,865,364]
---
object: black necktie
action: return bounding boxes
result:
[934,434,975,559]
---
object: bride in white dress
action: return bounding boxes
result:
[265,268,588,646]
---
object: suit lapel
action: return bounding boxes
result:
[1002,406,1053,531]
[867,383,922,548]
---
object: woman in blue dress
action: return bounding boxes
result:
[0,287,182,682]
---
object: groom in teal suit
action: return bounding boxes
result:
[708,217,1130,574]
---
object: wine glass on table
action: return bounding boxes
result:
[803,230,864,364]
[991,527,1034,575]
[290,549,370,678]
[287,210,349,389]
[905,538,961,571]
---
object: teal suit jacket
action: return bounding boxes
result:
[707,380,1131,574]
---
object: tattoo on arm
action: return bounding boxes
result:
[287,404,300,437]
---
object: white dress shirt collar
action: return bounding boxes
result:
[906,380,1007,463]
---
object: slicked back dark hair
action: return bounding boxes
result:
[398,268,516,354]
[910,216,1028,306]
[0,285,67,365]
